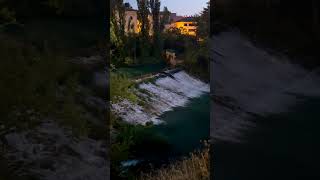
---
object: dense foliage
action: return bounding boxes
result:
[160,7,170,31]
[110,0,164,66]
[136,0,151,40]
[196,2,210,40]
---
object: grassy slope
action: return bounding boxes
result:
[139,146,209,180]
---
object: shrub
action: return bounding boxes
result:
[110,72,138,103]
[140,142,210,180]
[183,39,210,80]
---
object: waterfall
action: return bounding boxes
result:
[112,71,210,125]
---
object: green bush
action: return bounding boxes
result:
[110,72,138,103]
[182,39,210,80]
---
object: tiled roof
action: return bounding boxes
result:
[176,17,196,22]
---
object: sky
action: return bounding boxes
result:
[124,0,209,16]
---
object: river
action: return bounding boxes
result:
[112,67,210,175]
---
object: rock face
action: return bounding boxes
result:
[4,121,108,180]
[210,30,320,143]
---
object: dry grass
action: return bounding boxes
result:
[140,144,210,180]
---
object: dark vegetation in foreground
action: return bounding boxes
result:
[139,142,209,180]
[214,0,320,69]
[0,0,106,179]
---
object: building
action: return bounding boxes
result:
[169,13,184,23]
[124,8,152,34]
[124,8,174,35]
[171,17,197,36]
[123,6,197,36]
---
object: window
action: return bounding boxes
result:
[184,23,188,26]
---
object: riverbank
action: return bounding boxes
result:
[140,143,209,180]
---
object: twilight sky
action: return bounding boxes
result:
[124,0,208,16]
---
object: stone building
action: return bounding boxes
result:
[122,4,197,36]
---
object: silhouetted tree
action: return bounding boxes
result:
[136,0,150,39]
[111,0,125,43]
[196,2,210,39]
[150,0,161,56]
[160,6,170,32]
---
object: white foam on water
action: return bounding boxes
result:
[156,71,210,98]
[121,160,140,167]
[111,70,210,125]
[111,99,162,125]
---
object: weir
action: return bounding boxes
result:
[132,67,182,83]
[112,70,210,125]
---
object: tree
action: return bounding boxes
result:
[136,0,151,58]
[150,0,161,57]
[110,0,127,64]
[196,2,210,39]
[136,0,150,39]
[160,6,170,32]
[150,0,160,36]
[111,0,125,43]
